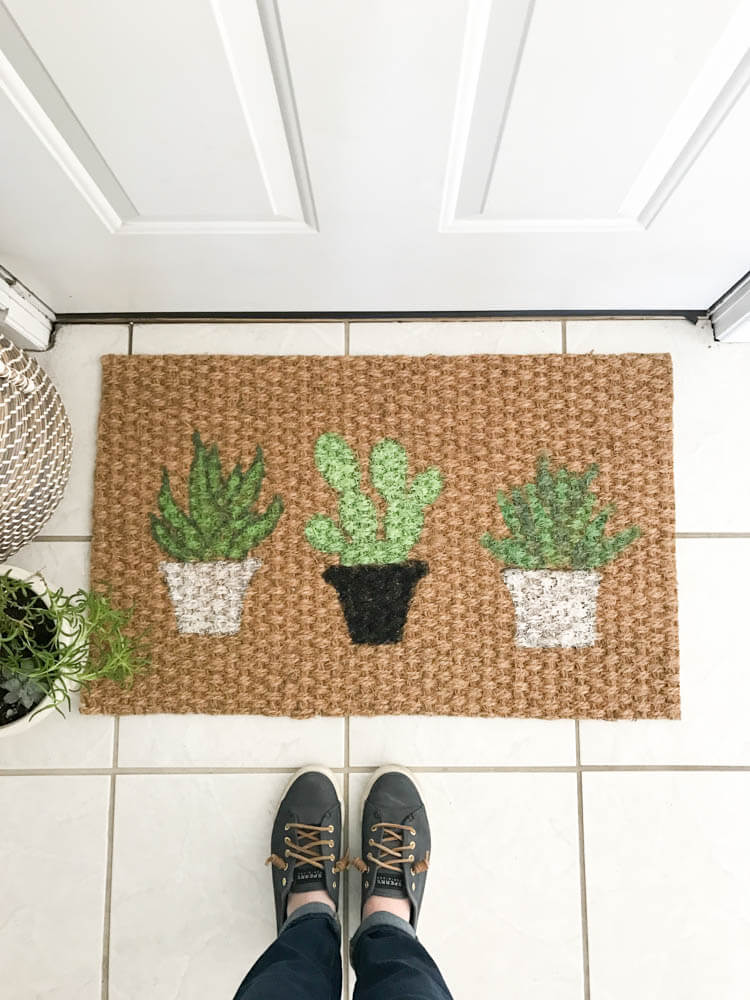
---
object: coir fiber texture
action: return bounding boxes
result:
[83,354,679,719]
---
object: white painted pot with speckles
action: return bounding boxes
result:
[503,569,601,648]
[160,557,262,636]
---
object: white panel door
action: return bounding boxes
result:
[0,0,748,311]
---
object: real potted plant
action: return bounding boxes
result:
[0,564,150,736]
[480,454,641,648]
[305,432,443,644]
[150,431,284,635]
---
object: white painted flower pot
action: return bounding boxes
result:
[0,563,71,738]
[160,557,262,635]
[503,569,601,648]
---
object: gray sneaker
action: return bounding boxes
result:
[266,767,347,932]
[354,766,431,930]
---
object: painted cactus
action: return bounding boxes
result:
[481,454,641,648]
[305,432,443,565]
[150,431,283,562]
[480,454,640,570]
[150,431,283,636]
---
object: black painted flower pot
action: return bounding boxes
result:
[323,560,429,645]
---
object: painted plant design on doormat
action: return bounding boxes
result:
[87,354,679,719]
[481,454,641,648]
[305,432,444,644]
[150,431,284,635]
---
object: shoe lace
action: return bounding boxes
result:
[266,823,349,873]
[352,822,429,877]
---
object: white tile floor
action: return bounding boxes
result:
[2,319,750,999]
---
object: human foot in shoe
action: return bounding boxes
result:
[354,766,430,930]
[266,767,347,932]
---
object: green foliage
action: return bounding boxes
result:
[305,432,444,565]
[2,674,45,711]
[150,431,284,561]
[0,588,15,637]
[480,454,641,570]
[0,572,151,721]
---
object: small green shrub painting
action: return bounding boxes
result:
[481,454,640,570]
[150,432,283,562]
[305,432,443,565]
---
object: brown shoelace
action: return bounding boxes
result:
[352,822,429,877]
[266,822,349,873]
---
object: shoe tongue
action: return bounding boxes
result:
[292,866,326,892]
[374,866,407,898]
[289,817,329,893]
[372,818,408,898]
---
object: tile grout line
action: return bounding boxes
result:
[561,318,567,354]
[344,320,350,355]
[575,722,591,1000]
[675,532,750,538]
[101,716,119,1000]
[578,764,750,771]
[34,535,93,542]
[127,322,133,355]
[342,717,351,997]
[5,764,750,777]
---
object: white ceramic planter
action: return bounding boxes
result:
[503,568,601,648]
[160,557,262,635]
[0,563,63,738]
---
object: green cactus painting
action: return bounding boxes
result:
[150,432,284,636]
[480,454,640,571]
[305,432,443,645]
[481,454,642,648]
[150,431,283,563]
[305,432,443,566]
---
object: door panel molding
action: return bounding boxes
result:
[440,0,750,234]
[0,0,316,235]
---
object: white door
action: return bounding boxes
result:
[0,0,748,312]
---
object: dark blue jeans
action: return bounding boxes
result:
[233,902,453,1000]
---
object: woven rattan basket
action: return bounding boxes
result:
[0,334,72,560]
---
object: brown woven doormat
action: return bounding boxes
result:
[83,354,679,720]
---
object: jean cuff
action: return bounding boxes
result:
[280,901,341,937]
[349,909,416,960]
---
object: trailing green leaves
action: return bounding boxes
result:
[305,432,444,565]
[150,431,284,562]
[0,571,151,722]
[481,454,641,570]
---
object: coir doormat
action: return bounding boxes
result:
[83,354,679,720]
